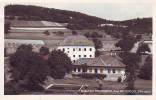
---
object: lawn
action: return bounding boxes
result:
[40,77,152,95]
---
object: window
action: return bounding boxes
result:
[108,69,110,73]
[78,68,81,72]
[94,68,98,74]
[90,55,92,57]
[74,68,76,72]
[73,60,75,63]
[84,48,86,51]
[90,48,92,51]
[62,48,65,51]
[84,55,86,57]
[79,48,81,51]
[79,55,81,57]
[82,68,87,73]
[73,55,75,57]
[113,69,116,73]
[73,48,75,51]
[67,51,69,53]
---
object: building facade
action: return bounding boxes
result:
[57,35,95,62]
[73,55,126,82]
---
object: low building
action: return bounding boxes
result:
[73,55,126,82]
[57,35,96,62]
[5,39,45,55]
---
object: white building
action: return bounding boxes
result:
[5,39,45,55]
[57,35,95,62]
[73,55,126,82]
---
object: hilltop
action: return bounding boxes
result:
[5,5,152,37]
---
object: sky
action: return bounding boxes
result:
[9,1,153,21]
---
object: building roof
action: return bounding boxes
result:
[5,39,45,45]
[59,35,94,46]
[74,55,125,68]
[10,20,66,28]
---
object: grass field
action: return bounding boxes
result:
[46,78,152,90]
[17,78,152,95]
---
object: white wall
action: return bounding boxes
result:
[58,46,95,62]
[72,67,126,81]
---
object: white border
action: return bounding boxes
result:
[0,0,155,100]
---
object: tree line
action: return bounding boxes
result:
[5,5,152,36]
[5,45,72,94]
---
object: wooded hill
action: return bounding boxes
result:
[5,5,152,36]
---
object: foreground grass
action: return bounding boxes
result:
[5,77,152,95]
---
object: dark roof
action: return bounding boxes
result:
[74,55,125,68]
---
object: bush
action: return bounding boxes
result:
[118,77,122,82]
[50,65,66,79]
[138,56,152,80]
[43,30,50,35]
[48,50,72,79]
[9,45,49,91]
[57,31,64,35]
[73,73,106,79]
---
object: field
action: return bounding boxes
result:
[18,78,152,95]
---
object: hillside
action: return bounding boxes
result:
[5,5,152,37]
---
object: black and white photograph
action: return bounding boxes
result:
[3,0,153,96]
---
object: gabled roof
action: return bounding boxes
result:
[59,35,94,46]
[74,55,125,68]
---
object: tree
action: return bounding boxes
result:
[40,46,49,56]
[72,30,78,35]
[43,30,50,35]
[5,22,11,34]
[137,43,151,54]
[57,31,64,36]
[116,35,136,51]
[50,65,66,79]
[9,44,49,91]
[92,38,103,49]
[84,32,90,38]
[48,50,72,79]
[91,32,102,38]
[92,38,103,57]
[138,56,152,80]
[16,44,33,52]
[136,34,142,41]
[116,34,139,91]
[39,46,50,60]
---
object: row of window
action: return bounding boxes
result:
[73,55,92,58]
[62,48,93,52]
[73,68,121,74]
